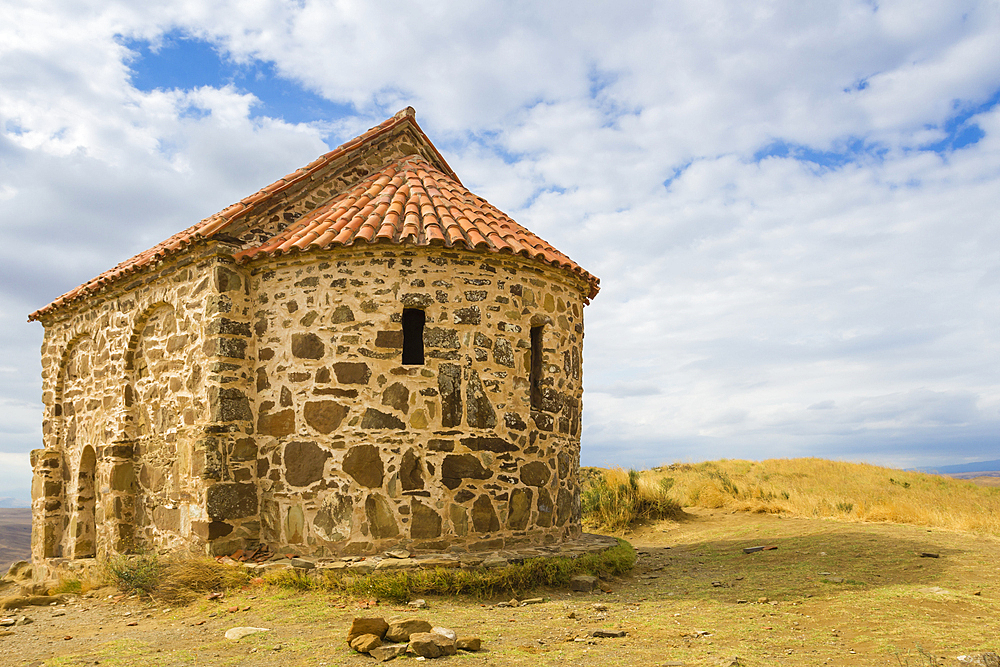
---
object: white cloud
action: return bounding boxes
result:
[0,452,32,505]
[0,0,999,494]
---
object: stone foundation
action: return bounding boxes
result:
[29,533,620,588]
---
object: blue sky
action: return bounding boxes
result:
[124,32,356,128]
[1,0,999,505]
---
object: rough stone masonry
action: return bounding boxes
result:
[27,108,600,570]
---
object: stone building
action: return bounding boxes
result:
[28,108,600,564]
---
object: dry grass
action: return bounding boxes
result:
[154,554,252,603]
[581,467,682,532]
[583,458,1000,535]
[104,553,251,603]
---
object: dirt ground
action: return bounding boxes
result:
[2,508,998,667]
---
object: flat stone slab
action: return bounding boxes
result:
[375,558,419,571]
[236,533,620,580]
[224,626,269,640]
[590,629,627,638]
[370,643,408,661]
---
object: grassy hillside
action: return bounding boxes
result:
[583,458,1000,535]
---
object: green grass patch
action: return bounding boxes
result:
[50,578,83,595]
[103,553,162,596]
[264,538,635,602]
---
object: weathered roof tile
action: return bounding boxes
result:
[233,154,599,300]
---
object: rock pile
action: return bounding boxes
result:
[347,616,482,661]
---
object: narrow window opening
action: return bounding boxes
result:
[530,325,543,409]
[402,308,425,365]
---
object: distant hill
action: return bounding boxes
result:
[0,508,31,573]
[0,497,30,509]
[910,459,1000,475]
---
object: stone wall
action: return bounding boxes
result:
[31,242,240,561]
[31,240,591,562]
[247,246,588,556]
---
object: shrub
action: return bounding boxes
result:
[582,468,682,532]
[104,553,162,595]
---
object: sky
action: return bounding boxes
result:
[1,0,999,506]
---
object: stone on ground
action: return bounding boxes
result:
[408,631,457,658]
[591,629,627,638]
[480,556,508,568]
[19,582,52,596]
[385,618,432,642]
[3,562,31,582]
[0,595,61,610]
[347,616,388,642]
[370,643,408,661]
[570,574,598,592]
[430,626,457,641]
[349,633,383,653]
[457,637,482,651]
[224,626,270,640]
[376,558,418,570]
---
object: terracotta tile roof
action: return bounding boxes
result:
[29,109,598,321]
[234,155,600,299]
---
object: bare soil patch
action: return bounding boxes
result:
[2,509,998,666]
